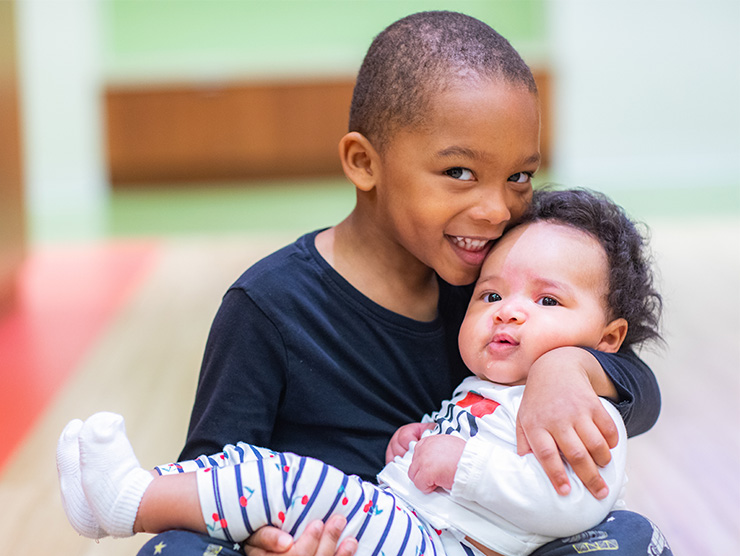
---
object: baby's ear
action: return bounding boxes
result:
[338,132,380,192]
[596,318,628,353]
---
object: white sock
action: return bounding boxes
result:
[56,419,108,539]
[78,412,154,538]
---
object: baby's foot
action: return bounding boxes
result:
[56,419,107,539]
[79,412,153,538]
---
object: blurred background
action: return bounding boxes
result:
[0,1,738,555]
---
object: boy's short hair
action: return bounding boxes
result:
[349,11,537,149]
[521,188,663,350]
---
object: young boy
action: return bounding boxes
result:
[58,188,671,556]
[116,11,662,556]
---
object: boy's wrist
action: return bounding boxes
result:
[533,347,617,401]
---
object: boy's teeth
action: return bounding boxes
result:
[453,236,488,251]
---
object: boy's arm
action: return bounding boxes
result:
[186,290,358,556]
[584,346,662,437]
[516,346,660,499]
[181,289,286,460]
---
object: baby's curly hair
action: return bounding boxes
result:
[349,11,537,150]
[520,188,663,350]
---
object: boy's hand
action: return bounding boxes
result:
[243,516,357,556]
[407,435,465,493]
[516,347,619,500]
[385,422,436,463]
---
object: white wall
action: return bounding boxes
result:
[16,0,107,243]
[548,0,740,191]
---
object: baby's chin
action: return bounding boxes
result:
[473,368,528,386]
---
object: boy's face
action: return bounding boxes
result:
[458,221,614,385]
[372,80,540,286]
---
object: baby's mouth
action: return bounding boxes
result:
[492,332,519,346]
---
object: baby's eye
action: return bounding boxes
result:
[507,172,533,184]
[445,167,475,181]
[538,296,559,306]
[484,292,502,303]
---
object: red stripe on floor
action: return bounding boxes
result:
[0,241,159,471]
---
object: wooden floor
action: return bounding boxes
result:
[0,218,737,556]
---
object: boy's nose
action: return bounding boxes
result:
[472,189,512,228]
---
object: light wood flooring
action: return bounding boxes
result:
[0,218,737,556]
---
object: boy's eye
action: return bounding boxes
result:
[538,296,559,306]
[507,172,532,184]
[445,167,474,181]
[484,292,502,303]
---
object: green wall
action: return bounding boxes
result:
[103,0,546,82]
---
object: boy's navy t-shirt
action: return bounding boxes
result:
[181,230,660,482]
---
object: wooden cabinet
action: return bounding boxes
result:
[106,79,355,185]
[105,71,550,186]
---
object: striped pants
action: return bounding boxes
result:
[151,444,673,556]
[154,443,472,556]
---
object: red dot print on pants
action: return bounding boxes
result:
[301,495,309,505]
[240,496,248,507]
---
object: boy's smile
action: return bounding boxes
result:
[448,235,493,269]
[371,79,541,287]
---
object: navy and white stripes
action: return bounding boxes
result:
[181,446,459,555]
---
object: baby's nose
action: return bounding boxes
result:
[494,301,526,324]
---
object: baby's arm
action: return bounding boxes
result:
[455,397,627,538]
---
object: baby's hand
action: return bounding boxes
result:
[407,435,465,493]
[385,422,435,463]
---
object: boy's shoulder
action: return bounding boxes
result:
[230,229,324,291]
[225,228,474,333]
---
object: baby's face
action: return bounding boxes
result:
[459,221,612,385]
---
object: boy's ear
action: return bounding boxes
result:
[596,318,628,353]
[338,132,380,192]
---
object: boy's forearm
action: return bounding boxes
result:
[574,348,619,402]
[584,347,661,437]
[535,347,618,401]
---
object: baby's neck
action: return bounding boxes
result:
[315,223,439,322]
